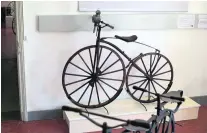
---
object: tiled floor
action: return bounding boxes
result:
[1,106,207,133]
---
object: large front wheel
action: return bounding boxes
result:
[62,45,126,108]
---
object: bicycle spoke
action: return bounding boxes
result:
[128,79,147,86]
[153,61,168,76]
[97,81,110,100]
[99,77,122,82]
[65,77,90,86]
[151,55,161,73]
[141,57,148,75]
[153,78,171,81]
[100,68,123,76]
[101,59,120,74]
[65,73,89,77]
[77,84,90,103]
[152,80,166,90]
[89,48,94,69]
[150,54,152,74]
[150,80,157,94]
[153,70,171,77]
[148,81,150,100]
[128,75,146,78]
[78,53,92,73]
[70,62,91,75]
[98,78,118,91]
[99,51,112,70]
[132,79,147,95]
[69,81,89,96]
[88,85,94,106]
[93,48,97,73]
[139,81,149,100]
[151,54,156,71]
[165,121,170,133]
[95,82,101,104]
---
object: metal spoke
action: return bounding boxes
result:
[99,51,112,70]
[151,54,157,71]
[139,81,149,100]
[153,61,168,76]
[77,84,90,103]
[150,80,157,94]
[78,53,92,73]
[151,55,161,73]
[101,59,120,74]
[69,81,89,96]
[140,57,148,75]
[95,82,101,104]
[100,68,123,76]
[65,77,90,86]
[70,62,91,75]
[128,75,146,78]
[165,121,170,133]
[153,78,171,81]
[98,78,118,91]
[148,81,150,100]
[97,81,110,100]
[99,77,122,82]
[132,79,147,95]
[150,54,152,74]
[92,48,97,73]
[152,80,166,90]
[128,79,147,86]
[153,70,171,77]
[65,73,89,77]
[88,85,94,106]
[89,48,94,70]
[157,119,164,131]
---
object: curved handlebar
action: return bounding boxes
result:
[62,106,150,130]
[132,86,185,102]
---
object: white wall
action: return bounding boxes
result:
[23,1,207,111]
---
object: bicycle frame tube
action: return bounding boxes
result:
[100,39,150,79]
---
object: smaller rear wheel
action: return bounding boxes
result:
[126,52,173,103]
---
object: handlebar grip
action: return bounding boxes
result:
[133,86,148,92]
[129,120,150,129]
[106,24,114,29]
[62,106,82,113]
[170,96,185,102]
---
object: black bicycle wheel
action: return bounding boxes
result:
[12,18,16,35]
[126,52,173,103]
[62,45,125,108]
[152,115,173,133]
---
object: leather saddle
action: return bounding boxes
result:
[115,35,137,42]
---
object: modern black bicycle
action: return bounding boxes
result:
[123,87,185,133]
[62,89,185,133]
[62,10,173,108]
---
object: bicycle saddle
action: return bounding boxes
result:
[161,90,183,103]
[115,35,137,42]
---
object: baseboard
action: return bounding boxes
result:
[191,95,207,106]
[27,109,63,121]
[27,95,207,121]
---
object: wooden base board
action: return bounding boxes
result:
[63,97,200,133]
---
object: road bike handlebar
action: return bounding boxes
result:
[132,86,185,102]
[62,106,150,130]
